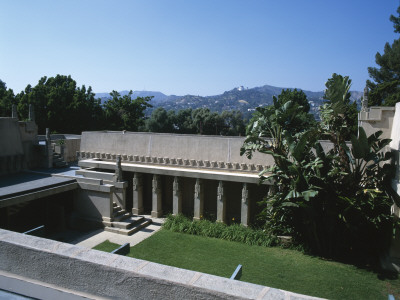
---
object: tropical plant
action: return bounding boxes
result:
[241,74,397,264]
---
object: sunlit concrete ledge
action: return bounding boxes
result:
[79,159,272,184]
[0,229,323,300]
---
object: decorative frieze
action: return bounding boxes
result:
[79,151,266,174]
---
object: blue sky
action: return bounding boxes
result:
[1,0,399,96]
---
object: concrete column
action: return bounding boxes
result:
[193,178,204,221]
[45,128,53,168]
[115,155,122,182]
[11,104,18,119]
[172,176,182,215]
[132,173,143,215]
[241,183,250,226]
[151,174,163,218]
[216,181,226,223]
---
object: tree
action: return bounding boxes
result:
[322,73,358,141]
[103,90,152,131]
[247,89,315,137]
[68,85,104,133]
[171,108,196,134]
[191,108,213,134]
[366,5,400,106]
[145,107,174,133]
[274,88,310,113]
[0,80,15,117]
[16,75,104,134]
[220,110,246,136]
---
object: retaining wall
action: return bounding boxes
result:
[0,229,322,300]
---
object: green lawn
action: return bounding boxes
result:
[92,240,122,252]
[93,230,400,299]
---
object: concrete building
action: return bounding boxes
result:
[1,100,400,298]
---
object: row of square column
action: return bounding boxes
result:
[131,173,251,226]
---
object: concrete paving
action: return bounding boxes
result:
[70,216,165,249]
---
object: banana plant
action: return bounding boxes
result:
[346,127,392,187]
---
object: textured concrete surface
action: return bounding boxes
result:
[0,228,324,300]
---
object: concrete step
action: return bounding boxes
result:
[112,216,144,229]
[104,218,152,236]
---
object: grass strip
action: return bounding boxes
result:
[92,240,121,252]
[130,230,400,300]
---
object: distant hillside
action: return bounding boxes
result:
[95,84,362,119]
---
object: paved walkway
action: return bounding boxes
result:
[70,216,165,249]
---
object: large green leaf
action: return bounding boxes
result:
[351,127,368,159]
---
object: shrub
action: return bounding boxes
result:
[163,214,278,247]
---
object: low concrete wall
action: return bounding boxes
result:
[0,118,41,174]
[74,180,114,222]
[0,229,322,300]
[79,131,275,168]
[63,138,81,162]
[0,118,24,157]
[38,134,81,163]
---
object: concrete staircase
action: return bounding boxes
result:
[52,153,68,168]
[104,202,152,235]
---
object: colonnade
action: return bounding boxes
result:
[131,173,252,226]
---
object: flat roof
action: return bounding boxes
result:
[0,172,75,200]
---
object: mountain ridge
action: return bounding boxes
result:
[94,84,362,119]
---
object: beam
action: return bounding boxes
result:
[78,159,272,185]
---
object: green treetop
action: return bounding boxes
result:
[366,5,400,106]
